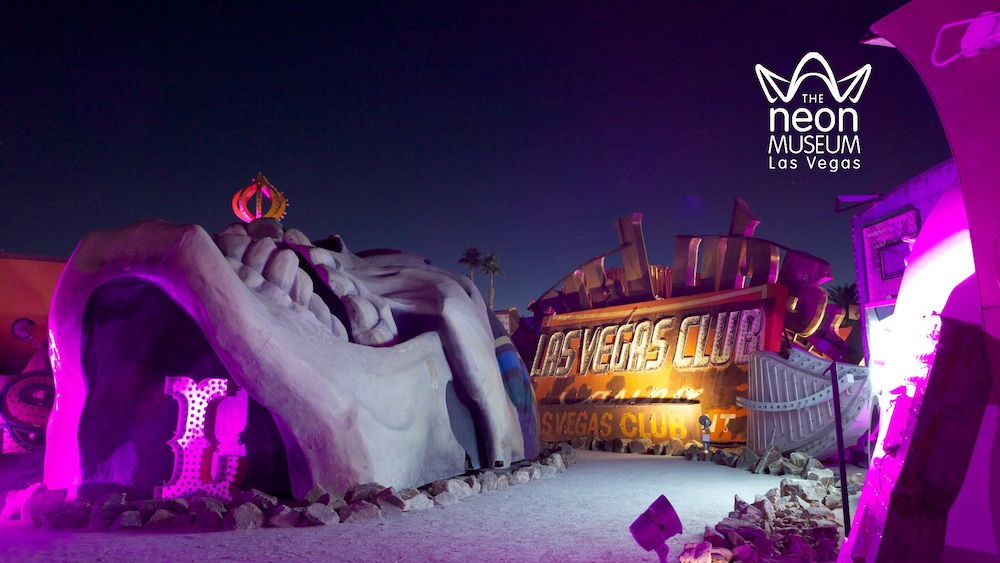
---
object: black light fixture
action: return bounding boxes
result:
[699,414,712,453]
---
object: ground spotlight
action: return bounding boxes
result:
[630,495,682,563]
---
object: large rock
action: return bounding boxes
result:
[714,518,766,541]
[222,502,264,530]
[138,498,188,522]
[495,475,510,490]
[429,479,473,500]
[664,437,685,456]
[767,457,786,475]
[720,450,739,467]
[21,487,68,526]
[731,544,755,561]
[374,487,406,510]
[89,493,129,530]
[804,467,836,487]
[172,512,198,529]
[266,505,302,528]
[781,459,803,477]
[780,478,827,503]
[40,500,92,529]
[2,483,45,520]
[463,475,482,495]
[479,471,499,492]
[710,546,733,562]
[302,503,340,525]
[805,457,826,472]
[736,504,763,526]
[402,492,434,512]
[188,496,226,529]
[337,500,381,522]
[144,509,177,530]
[703,526,728,548]
[734,448,760,471]
[190,507,224,529]
[432,492,458,508]
[823,490,843,509]
[752,496,776,523]
[344,482,386,504]
[628,437,653,454]
[543,453,565,472]
[555,442,576,465]
[230,489,277,512]
[109,510,143,531]
[528,463,543,480]
[190,496,226,514]
[753,445,782,474]
[678,542,712,563]
[789,451,809,467]
[297,484,329,505]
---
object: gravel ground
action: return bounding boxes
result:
[0,450,863,563]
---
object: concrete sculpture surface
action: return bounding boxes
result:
[44,218,530,499]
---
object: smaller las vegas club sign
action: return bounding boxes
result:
[530,285,787,444]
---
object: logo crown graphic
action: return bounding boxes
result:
[755,52,871,104]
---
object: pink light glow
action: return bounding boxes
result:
[156,376,247,502]
[845,181,978,560]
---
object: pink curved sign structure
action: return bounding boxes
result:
[843,1,1000,562]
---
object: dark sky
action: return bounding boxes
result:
[1,2,951,311]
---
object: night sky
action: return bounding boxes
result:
[2,2,951,311]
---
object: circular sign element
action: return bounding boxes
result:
[232,173,287,223]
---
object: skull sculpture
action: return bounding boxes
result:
[44,218,532,498]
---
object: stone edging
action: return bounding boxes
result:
[0,443,577,531]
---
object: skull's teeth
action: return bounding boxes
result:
[217,228,395,344]
[218,234,251,262]
[243,237,277,274]
[342,294,379,330]
[330,314,349,341]
[353,319,397,346]
[320,264,358,296]
[219,235,337,336]
[340,294,398,346]
[290,270,314,307]
[259,281,294,309]
[262,249,299,293]
[283,228,312,248]
[309,247,338,268]
[308,293,346,339]
[236,263,265,291]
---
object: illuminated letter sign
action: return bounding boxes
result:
[156,377,247,502]
[532,285,786,443]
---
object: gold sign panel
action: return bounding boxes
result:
[531,285,788,443]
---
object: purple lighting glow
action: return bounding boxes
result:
[156,377,247,502]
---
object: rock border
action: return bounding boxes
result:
[677,474,863,563]
[1,443,578,532]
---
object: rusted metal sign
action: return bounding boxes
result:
[531,284,787,443]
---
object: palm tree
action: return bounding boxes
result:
[827,282,860,327]
[458,246,482,281]
[827,281,864,364]
[480,252,503,310]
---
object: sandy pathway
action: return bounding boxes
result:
[0,451,815,563]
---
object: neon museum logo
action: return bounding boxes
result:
[755,52,871,172]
